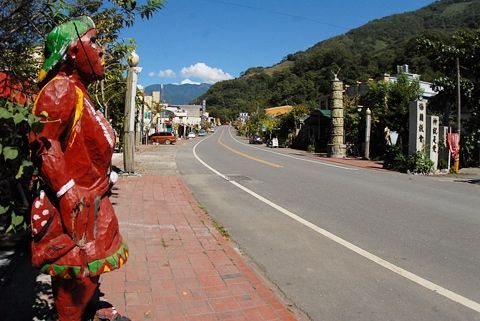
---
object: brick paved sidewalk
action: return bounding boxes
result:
[100,174,299,321]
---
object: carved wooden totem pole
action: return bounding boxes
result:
[328,73,346,158]
[29,16,130,321]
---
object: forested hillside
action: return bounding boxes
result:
[200,0,480,121]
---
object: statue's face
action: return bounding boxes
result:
[72,29,104,81]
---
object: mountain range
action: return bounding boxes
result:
[144,83,211,105]
[199,0,480,119]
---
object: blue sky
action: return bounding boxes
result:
[120,0,434,87]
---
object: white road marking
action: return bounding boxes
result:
[226,126,359,171]
[192,136,480,314]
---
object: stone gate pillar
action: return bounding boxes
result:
[328,76,346,158]
[426,115,439,171]
[408,100,427,155]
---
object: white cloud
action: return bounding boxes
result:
[159,69,176,78]
[148,69,176,78]
[181,62,233,84]
[181,78,201,85]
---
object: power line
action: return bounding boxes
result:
[198,0,348,31]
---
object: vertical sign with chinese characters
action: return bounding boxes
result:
[408,100,427,155]
[426,115,439,171]
[438,126,450,170]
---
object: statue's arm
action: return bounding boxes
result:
[30,79,83,240]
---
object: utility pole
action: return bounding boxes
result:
[456,57,461,136]
[364,108,371,160]
[140,93,145,144]
[123,51,141,173]
[454,57,461,173]
[136,89,143,146]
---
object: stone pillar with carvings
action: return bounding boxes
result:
[328,75,346,158]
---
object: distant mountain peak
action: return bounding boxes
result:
[144,83,211,105]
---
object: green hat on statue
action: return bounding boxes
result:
[38,16,95,83]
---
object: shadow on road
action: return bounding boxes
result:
[455,178,480,185]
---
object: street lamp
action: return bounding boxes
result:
[123,50,141,173]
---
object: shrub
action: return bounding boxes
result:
[384,145,434,174]
[408,151,434,174]
[0,99,41,232]
[383,145,405,170]
[438,158,448,170]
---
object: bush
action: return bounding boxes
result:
[438,158,448,170]
[408,151,434,174]
[0,99,41,232]
[383,145,405,171]
[383,145,434,174]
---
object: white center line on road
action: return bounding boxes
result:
[226,126,359,171]
[192,136,480,314]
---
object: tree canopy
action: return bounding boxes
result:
[417,29,480,166]
[0,0,165,232]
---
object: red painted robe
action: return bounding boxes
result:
[29,75,127,278]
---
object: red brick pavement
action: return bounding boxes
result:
[100,175,300,321]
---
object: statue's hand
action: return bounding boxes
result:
[58,185,86,239]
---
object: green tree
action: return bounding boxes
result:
[0,0,164,232]
[275,104,310,140]
[261,117,280,140]
[417,29,480,166]
[362,73,422,157]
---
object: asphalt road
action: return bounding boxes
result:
[176,125,480,321]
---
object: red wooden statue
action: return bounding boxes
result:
[29,16,130,321]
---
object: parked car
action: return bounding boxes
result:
[187,131,196,139]
[249,135,263,144]
[198,129,206,136]
[149,132,176,145]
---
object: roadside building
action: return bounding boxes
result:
[141,90,211,139]
[293,109,331,153]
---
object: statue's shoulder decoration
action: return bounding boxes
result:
[38,16,95,83]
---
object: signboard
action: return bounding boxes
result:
[271,138,278,148]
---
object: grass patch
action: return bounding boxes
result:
[211,218,230,239]
[195,198,230,239]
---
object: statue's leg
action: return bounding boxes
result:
[52,276,99,321]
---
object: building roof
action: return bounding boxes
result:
[264,105,293,117]
[317,109,331,118]
[170,105,203,118]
